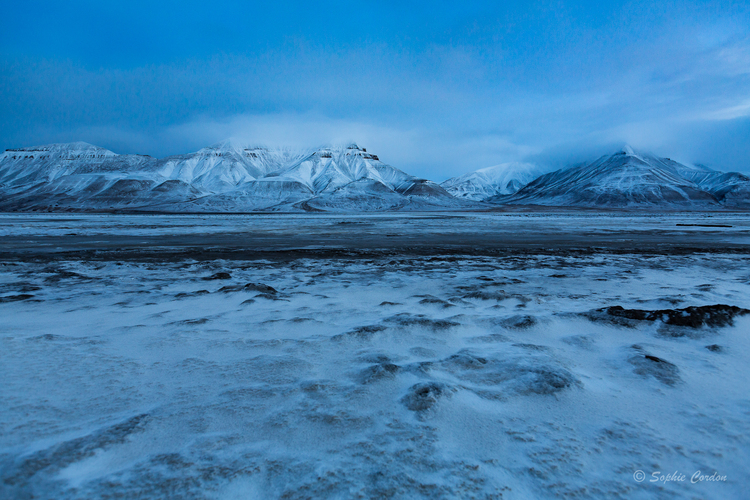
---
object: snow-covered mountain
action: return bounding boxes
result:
[440,162,544,201]
[496,147,747,208]
[2,142,748,211]
[674,163,750,208]
[0,141,467,212]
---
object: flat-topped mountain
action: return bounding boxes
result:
[1,142,748,211]
[0,141,467,212]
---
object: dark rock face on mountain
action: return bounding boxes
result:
[494,147,748,208]
[0,141,471,212]
[676,165,750,208]
[1,142,748,211]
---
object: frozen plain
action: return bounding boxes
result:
[1,212,750,499]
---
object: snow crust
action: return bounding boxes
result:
[1,213,749,499]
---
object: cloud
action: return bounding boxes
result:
[1,2,750,178]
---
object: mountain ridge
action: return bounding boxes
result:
[493,148,742,208]
[1,142,748,211]
[0,141,470,212]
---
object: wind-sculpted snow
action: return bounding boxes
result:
[1,214,749,498]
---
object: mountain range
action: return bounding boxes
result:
[0,141,466,212]
[0,142,748,211]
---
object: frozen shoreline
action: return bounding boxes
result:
[1,212,749,261]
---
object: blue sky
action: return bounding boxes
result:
[2,0,749,179]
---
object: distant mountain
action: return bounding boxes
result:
[495,147,746,208]
[2,142,748,211]
[674,163,750,208]
[0,141,470,212]
[441,162,544,201]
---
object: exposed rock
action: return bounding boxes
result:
[358,363,401,384]
[384,313,460,330]
[629,353,681,385]
[415,295,455,308]
[331,324,388,341]
[401,382,452,411]
[497,315,538,329]
[202,272,231,280]
[597,304,749,328]
[174,290,209,299]
[0,294,35,303]
[244,283,278,294]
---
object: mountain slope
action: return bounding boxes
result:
[441,162,544,201]
[0,142,471,212]
[173,144,464,212]
[674,164,750,208]
[497,148,722,208]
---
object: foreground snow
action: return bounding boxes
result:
[1,214,749,499]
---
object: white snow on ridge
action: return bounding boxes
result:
[1,141,749,211]
[503,148,745,207]
[0,141,470,212]
[441,162,544,201]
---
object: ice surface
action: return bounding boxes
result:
[1,214,749,499]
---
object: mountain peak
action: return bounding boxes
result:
[205,138,254,152]
[5,141,111,153]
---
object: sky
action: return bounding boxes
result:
[1,0,749,180]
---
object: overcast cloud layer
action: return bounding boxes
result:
[2,0,749,180]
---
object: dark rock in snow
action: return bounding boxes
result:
[705,344,724,353]
[433,349,578,397]
[0,294,35,303]
[175,290,209,299]
[358,363,401,384]
[629,353,680,385]
[384,313,461,330]
[498,315,538,329]
[512,343,549,351]
[415,295,455,308]
[202,272,231,280]
[2,413,150,488]
[441,351,488,370]
[331,324,388,341]
[243,283,278,294]
[598,304,749,328]
[401,382,452,411]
